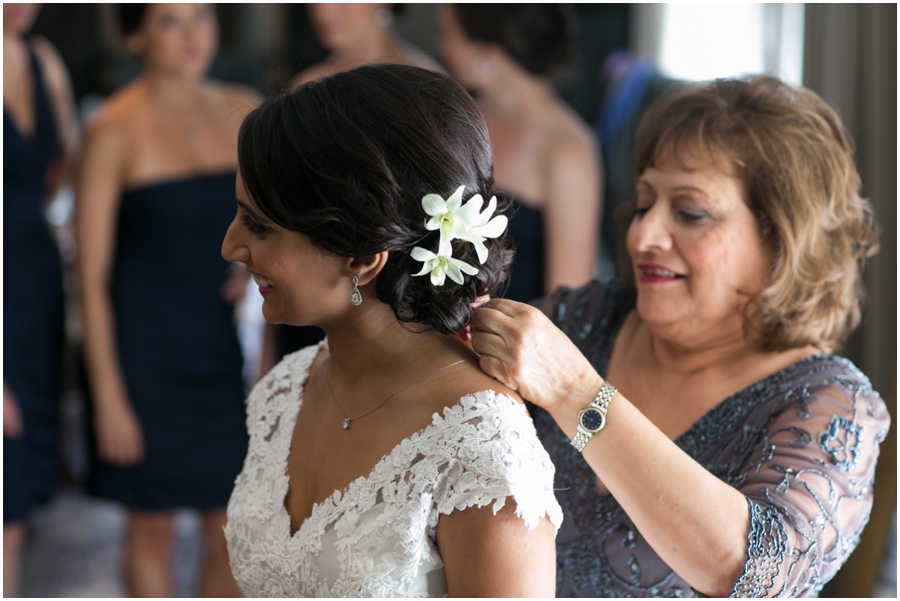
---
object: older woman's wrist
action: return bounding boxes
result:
[547,371,607,439]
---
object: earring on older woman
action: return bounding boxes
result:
[350,276,362,306]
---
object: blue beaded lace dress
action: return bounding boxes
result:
[533,279,890,597]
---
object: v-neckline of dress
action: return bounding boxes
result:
[275,339,515,545]
[588,352,836,499]
[669,352,833,454]
[551,282,840,500]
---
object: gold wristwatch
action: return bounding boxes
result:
[570,381,617,452]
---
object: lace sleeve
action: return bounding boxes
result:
[430,393,564,533]
[243,346,319,448]
[729,365,890,597]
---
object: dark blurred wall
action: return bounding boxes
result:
[558,4,631,123]
[31,4,114,101]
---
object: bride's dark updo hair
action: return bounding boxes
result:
[238,64,514,335]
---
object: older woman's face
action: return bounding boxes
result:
[626,150,773,347]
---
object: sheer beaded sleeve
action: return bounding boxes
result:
[729,359,890,597]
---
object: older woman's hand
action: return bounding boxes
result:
[470,298,602,411]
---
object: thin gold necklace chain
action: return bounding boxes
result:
[325,358,470,430]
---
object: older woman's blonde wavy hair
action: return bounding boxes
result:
[623,75,878,352]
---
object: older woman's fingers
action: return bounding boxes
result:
[477,354,518,391]
[471,294,491,309]
[470,328,509,360]
[471,310,539,394]
[481,297,530,319]
[469,308,501,337]
[472,295,601,409]
[470,305,520,338]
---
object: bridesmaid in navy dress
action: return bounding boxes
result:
[3,3,77,596]
[438,5,602,303]
[75,4,258,596]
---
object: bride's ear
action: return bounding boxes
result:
[348,251,389,286]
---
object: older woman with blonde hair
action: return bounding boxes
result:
[470,75,889,597]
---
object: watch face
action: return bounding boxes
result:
[580,408,605,432]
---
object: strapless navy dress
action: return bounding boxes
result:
[3,47,65,523]
[502,197,546,303]
[88,172,248,510]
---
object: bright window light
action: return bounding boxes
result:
[778,3,805,85]
[653,3,805,84]
[658,4,765,81]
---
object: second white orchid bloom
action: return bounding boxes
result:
[461,194,508,264]
[410,246,479,286]
[421,185,508,262]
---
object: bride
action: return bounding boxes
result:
[221,64,562,597]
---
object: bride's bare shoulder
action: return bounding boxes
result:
[462,361,523,403]
[424,358,524,413]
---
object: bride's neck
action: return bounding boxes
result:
[322,302,454,381]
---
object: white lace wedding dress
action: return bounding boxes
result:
[225,341,563,597]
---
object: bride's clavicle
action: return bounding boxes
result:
[282,338,488,535]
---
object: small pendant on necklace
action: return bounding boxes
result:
[343,418,351,430]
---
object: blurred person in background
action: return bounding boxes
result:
[3,2,77,596]
[438,4,601,303]
[75,4,259,596]
[290,3,441,89]
[470,75,890,596]
[269,4,443,373]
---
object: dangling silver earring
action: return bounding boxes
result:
[350,276,362,306]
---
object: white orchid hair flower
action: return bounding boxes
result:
[410,246,479,287]
[420,186,508,263]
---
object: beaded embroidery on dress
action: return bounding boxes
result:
[225,341,563,597]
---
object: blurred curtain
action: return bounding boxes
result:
[803,3,898,597]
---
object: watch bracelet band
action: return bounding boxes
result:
[570,381,617,453]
